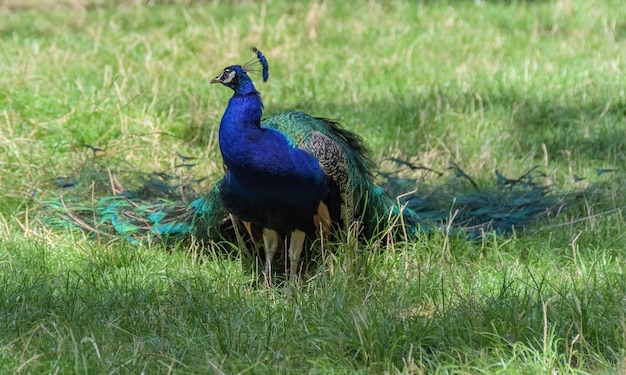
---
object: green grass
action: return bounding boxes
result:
[1,0,626,373]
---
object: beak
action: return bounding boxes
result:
[210,76,220,84]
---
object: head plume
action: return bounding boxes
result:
[243,47,269,82]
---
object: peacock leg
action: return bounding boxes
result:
[313,201,332,240]
[262,228,280,285]
[288,229,306,282]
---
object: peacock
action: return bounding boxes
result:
[39,48,581,283]
[209,47,424,281]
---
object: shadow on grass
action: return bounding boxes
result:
[3,238,621,373]
[479,90,626,163]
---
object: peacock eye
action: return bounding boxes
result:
[222,70,236,83]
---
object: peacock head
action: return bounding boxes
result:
[211,47,269,92]
[210,65,248,91]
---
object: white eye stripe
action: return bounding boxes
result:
[222,70,236,83]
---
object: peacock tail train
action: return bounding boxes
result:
[38,142,578,244]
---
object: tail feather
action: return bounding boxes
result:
[39,155,231,245]
[386,164,581,236]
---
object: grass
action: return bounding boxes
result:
[1,0,626,373]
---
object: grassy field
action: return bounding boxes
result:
[1,0,626,373]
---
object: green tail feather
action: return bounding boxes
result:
[387,165,583,237]
[39,156,231,245]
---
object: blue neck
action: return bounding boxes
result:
[218,82,266,175]
[219,91,263,138]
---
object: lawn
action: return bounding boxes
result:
[1,0,625,373]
